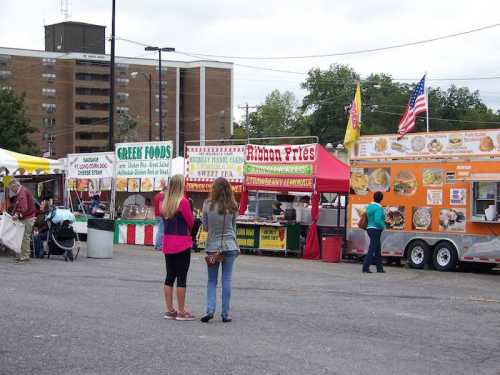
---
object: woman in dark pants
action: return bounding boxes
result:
[161,174,195,321]
[362,191,386,274]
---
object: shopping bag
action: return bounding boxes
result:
[0,213,25,254]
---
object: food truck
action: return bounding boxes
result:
[347,129,500,271]
[238,143,350,257]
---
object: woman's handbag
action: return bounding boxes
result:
[358,211,368,230]
[204,213,226,266]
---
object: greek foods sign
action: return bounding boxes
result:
[115,141,172,178]
[67,152,115,179]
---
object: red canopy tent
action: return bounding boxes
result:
[239,144,350,259]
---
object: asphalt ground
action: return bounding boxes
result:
[1,245,499,375]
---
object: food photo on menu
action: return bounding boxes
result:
[350,169,369,195]
[394,170,417,196]
[384,206,405,230]
[412,207,432,230]
[439,208,466,232]
[367,168,391,192]
[422,168,444,186]
[115,177,128,192]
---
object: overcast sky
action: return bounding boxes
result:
[1,0,500,123]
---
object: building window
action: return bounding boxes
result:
[116,78,129,87]
[0,55,11,65]
[42,118,56,128]
[41,103,56,113]
[42,58,56,66]
[76,146,109,153]
[76,117,109,125]
[0,85,13,91]
[117,92,129,102]
[76,60,110,68]
[116,63,129,70]
[76,132,109,140]
[116,106,129,114]
[76,73,109,82]
[42,73,56,82]
[76,102,109,111]
[42,88,56,97]
[0,70,13,80]
[75,87,110,96]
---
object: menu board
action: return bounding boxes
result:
[186,145,245,182]
[67,152,115,179]
[115,141,172,179]
[352,129,500,159]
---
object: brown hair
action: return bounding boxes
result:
[161,174,185,219]
[208,177,238,214]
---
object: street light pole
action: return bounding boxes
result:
[158,49,163,141]
[144,46,175,142]
[108,0,116,150]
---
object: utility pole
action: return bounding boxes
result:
[108,0,116,151]
[237,103,257,142]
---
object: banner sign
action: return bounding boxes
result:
[245,175,313,190]
[186,145,244,182]
[115,141,172,179]
[259,226,287,250]
[352,129,500,160]
[67,152,115,179]
[236,226,257,248]
[245,144,317,164]
[185,181,243,193]
[244,163,313,176]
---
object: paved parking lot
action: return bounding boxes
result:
[1,245,499,375]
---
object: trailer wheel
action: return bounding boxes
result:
[407,240,430,269]
[432,242,458,271]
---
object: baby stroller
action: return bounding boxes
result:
[46,208,78,261]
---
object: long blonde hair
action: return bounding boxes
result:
[208,177,238,214]
[161,174,185,219]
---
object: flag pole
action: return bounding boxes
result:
[425,73,430,133]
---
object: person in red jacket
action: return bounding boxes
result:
[161,175,195,321]
[9,179,36,263]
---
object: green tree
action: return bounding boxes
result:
[300,64,360,144]
[0,89,38,154]
[247,90,304,140]
[116,114,138,142]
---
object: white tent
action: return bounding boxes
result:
[0,148,63,176]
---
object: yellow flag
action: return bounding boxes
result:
[343,82,362,151]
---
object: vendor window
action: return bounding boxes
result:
[472,182,499,218]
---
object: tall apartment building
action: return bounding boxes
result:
[0,22,233,158]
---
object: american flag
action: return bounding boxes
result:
[397,74,427,138]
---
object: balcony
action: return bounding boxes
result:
[74,124,109,133]
[75,95,110,104]
[74,138,109,148]
[74,109,109,118]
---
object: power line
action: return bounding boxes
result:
[371,109,500,124]
[173,22,500,60]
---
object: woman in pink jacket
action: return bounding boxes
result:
[161,174,195,321]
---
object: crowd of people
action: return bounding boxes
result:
[2,175,386,322]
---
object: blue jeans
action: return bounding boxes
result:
[363,228,384,272]
[155,217,164,250]
[33,231,48,258]
[206,250,239,318]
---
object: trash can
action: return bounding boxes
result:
[87,218,114,258]
[321,235,342,263]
